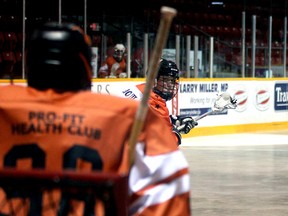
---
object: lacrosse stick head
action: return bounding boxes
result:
[212,92,237,112]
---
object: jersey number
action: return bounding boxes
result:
[3,143,103,215]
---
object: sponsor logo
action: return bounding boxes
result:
[180,108,227,118]
[274,82,288,111]
[254,87,270,111]
[233,88,248,112]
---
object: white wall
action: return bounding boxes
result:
[2,78,288,131]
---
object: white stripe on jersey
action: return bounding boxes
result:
[129,142,190,215]
[129,142,189,192]
[129,174,190,215]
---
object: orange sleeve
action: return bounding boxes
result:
[149,92,173,130]
[136,84,171,126]
[136,83,178,143]
[106,56,115,74]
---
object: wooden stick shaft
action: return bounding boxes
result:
[129,6,177,166]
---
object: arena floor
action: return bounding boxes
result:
[181,129,288,216]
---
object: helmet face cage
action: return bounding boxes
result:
[113,44,125,62]
[153,59,180,101]
[154,76,179,101]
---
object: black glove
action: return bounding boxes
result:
[170,115,198,134]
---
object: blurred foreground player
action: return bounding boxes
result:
[0,22,191,215]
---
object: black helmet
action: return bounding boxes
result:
[153,59,180,101]
[157,58,180,79]
[26,22,92,91]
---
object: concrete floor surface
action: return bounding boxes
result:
[181,130,288,216]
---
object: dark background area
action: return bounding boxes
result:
[1,0,288,34]
[1,0,288,78]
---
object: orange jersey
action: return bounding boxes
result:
[98,56,126,78]
[117,83,179,144]
[0,85,191,216]
[136,83,172,130]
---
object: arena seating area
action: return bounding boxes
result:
[141,0,287,68]
[0,0,287,78]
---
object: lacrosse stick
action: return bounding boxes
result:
[128,6,177,167]
[194,92,237,122]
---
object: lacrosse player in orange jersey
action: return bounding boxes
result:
[120,58,198,145]
[98,43,127,78]
[0,22,191,215]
